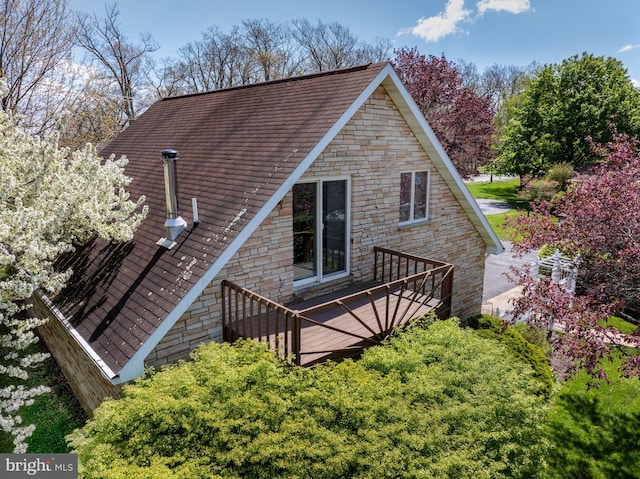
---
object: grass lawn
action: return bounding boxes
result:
[599,316,639,335]
[545,315,640,478]
[545,350,640,479]
[0,338,86,453]
[469,178,640,478]
[484,210,525,241]
[466,178,529,210]
[466,178,529,241]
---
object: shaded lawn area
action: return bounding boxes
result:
[545,348,640,479]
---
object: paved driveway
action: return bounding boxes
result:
[472,196,538,316]
[484,241,538,302]
[474,198,512,216]
[464,179,536,316]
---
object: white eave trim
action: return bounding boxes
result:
[37,292,119,382]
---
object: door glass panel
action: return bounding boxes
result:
[322,180,346,275]
[293,183,316,281]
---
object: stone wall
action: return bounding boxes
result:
[145,199,294,368]
[32,295,121,416]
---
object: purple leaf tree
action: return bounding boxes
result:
[508,132,640,379]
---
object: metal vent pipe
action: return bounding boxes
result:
[162,149,180,220]
[157,149,187,249]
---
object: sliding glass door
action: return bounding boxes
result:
[293,179,348,284]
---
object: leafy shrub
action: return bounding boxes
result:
[545,162,574,191]
[70,320,550,479]
[537,244,556,259]
[517,163,575,206]
[467,314,556,397]
[512,322,554,357]
[518,178,560,203]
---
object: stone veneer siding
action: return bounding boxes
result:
[146,86,487,369]
[32,295,121,415]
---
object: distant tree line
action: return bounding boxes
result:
[0,1,392,147]
[6,0,639,182]
[0,0,529,174]
[12,1,638,182]
[150,17,392,96]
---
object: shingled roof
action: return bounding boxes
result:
[50,62,502,383]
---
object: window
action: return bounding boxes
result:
[399,171,430,224]
[293,178,349,285]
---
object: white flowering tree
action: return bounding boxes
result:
[0,81,147,452]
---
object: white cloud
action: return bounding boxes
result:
[618,44,640,53]
[402,0,471,43]
[400,0,531,43]
[477,0,531,15]
[632,78,640,89]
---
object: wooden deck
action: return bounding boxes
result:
[222,247,453,366]
[294,285,441,365]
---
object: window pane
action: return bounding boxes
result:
[323,180,346,275]
[399,172,411,222]
[293,183,316,281]
[413,171,428,220]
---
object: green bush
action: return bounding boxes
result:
[512,322,554,357]
[545,162,574,191]
[518,178,560,203]
[70,320,550,479]
[467,315,556,398]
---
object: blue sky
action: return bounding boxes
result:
[69,0,640,85]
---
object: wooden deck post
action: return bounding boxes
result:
[440,269,454,319]
[292,313,301,366]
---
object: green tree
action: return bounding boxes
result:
[70,320,549,479]
[495,53,640,180]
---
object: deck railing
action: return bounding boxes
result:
[221,247,453,365]
[373,246,453,316]
[221,282,300,362]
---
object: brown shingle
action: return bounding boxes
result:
[54,63,387,374]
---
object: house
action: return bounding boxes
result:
[33,62,503,414]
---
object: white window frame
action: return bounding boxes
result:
[399,170,430,226]
[293,176,351,288]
